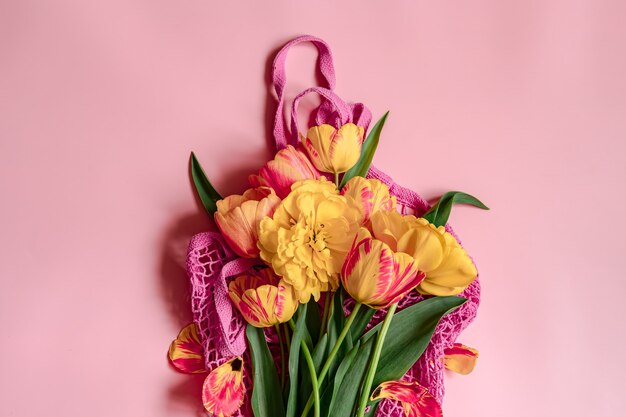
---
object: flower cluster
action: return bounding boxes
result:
[169,120,486,417]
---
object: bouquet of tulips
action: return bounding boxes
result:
[168,114,487,417]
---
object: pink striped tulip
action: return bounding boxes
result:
[302,123,365,174]
[249,145,320,198]
[168,323,206,374]
[443,343,479,375]
[228,267,298,328]
[341,176,396,224]
[202,356,245,417]
[214,187,280,258]
[371,380,443,417]
[341,228,423,309]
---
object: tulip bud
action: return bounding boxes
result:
[302,123,364,174]
[228,268,298,328]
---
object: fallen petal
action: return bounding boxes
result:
[202,356,246,417]
[444,343,479,375]
[168,323,206,374]
[371,380,443,417]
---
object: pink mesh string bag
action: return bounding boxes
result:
[186,35,480,417]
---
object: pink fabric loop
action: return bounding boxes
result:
[214,257,260,356]
[290,86,352,143]
[273,35,337,150]
[314,100,373,136]
[349,102,373,133]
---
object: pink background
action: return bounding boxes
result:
[1,1,625,416]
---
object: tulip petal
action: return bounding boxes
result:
[417,231,477,296]
[444,343,479,375]
[251,145,320,198]
[168,323,206,374]
[328,123,364,173]
[342,177,396,224]
[371,380,443,417]
[370,210,411,252]
[397,218,446,273]
[202,356,246,417]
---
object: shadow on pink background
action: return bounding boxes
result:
[1,1,625,416]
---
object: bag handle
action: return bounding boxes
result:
[272,35,337,149]
[272,35,373,150]
[290,87,352,143]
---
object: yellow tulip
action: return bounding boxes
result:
[301,123,364,174]
[214,187,281,258]
[258,178,361,303]
[228,268,298,328]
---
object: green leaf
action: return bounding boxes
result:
[312,333,329,372]
[328,337,375,417]
[348,304,376,345]
[363,296,466,387]
[327,339,361,415]
[286,303,309,417]
[422,191,489,227]
[330,296,466,417]
[190,152,223,216]
[246,325,285,417]
[340,112,389,188]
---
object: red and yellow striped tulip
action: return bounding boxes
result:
[168,323,206,374]
[202,356,245,417]
[443,343,479,375]
[341,228,423,309]
[214,187,280,258]
[228,267,298,328]
[302,123,364,174]
[371,380,443,417]
[249,145,320,198]
[341,176,396,224]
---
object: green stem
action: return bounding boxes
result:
[275,324,286,389]
[319,292,333,339]
[356,303,398,417]
[300,303,363,417]
[334,172,340,188]
[289,320,320,417]
[283,322,291,350]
